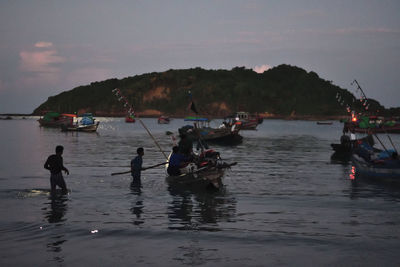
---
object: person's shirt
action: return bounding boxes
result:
[131,155,143,177]
[44,154,65,175]
[350,132,356,141]
[169,153,185,167]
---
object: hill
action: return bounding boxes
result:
[33,64,396,118]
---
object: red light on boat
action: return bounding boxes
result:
[349,166,356,180]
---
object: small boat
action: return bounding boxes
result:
[224,112,260,130]
[158,116,170,124]
[125,115,136,123]
[179,117,242,145]
[351,141,400,181]
[317,121,333,125]
[61,113,99,132]
[38,112,75,128]
[165,149,236,189]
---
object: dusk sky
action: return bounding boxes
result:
[0,0,399,113]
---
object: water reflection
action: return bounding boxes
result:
[43,195,68,264]
[167,186,236,231]
[44,195,68,224]
[348,166,400,201]
[130,182,144,225]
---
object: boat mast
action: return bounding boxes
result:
[112,88,168,160]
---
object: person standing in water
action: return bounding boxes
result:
[131,147,144,185]
[44,145,69,195]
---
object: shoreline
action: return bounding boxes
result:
[1,113,348,121]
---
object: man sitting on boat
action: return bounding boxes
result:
[167,146,189,176]
[178,133,193,157]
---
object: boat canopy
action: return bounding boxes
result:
[184,116,209,122]
[61,113,77,118]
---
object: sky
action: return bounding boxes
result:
[0,0,399,113]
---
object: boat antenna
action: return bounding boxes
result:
[112,88,168,160]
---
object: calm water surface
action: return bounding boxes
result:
[0,118,399,266]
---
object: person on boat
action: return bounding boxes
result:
[44,145,69,195]
[167,146,187,176]
[178,133,193,157]
[131,147,144,185]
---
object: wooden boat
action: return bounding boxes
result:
[61,113,99,132]
[165,150,236,189]
[351,139,400,180]
[61,121,99,132]
[179,117,242,145]
[158,116,170,124]
[224,112,260,130]
[38,112,75,128]
[125,115,136,123]
[344,116,400,134]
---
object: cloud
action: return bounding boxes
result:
[335,27,400,35]
[35,41,53,48]
[18,42,66,88]
[20,50,65,73]
[253,64,271,73]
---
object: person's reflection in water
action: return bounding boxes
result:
[45,194,68,224]
[44,194,68,264]
[130,182,144,225]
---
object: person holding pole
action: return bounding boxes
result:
[131,147,144,186]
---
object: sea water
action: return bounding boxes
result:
[0,118,399,266]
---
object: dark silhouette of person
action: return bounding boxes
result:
[44,145,69,195]
[131,147,144,186]
[167,146,187,176]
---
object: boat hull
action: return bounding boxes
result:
[351,154,400,180]
[38,117,73,128]
[61,122,100,132]
[166,167,224,189]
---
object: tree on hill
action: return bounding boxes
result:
[32,64,393,117]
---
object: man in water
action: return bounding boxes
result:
[44,145,69,195]
[131,147,144,185]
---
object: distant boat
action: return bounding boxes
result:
[317,122,333,125]
[38,112,75,128]
[125,115,136,123]
[224,111,260,130]
[158,116,170,124]
[61,113,99,132]
[179,117,242,145]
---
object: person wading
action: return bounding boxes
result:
[131,147,144,186]
[44,145,69,195]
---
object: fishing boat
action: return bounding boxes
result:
[125,115,136,123]
[38,112,75,128]
[158,116,170,124]
[165,149,236,189]
[344,115,400,134]
[224,111,260,130]
[179,117,242,145]
[61,113,99,132]
[351,146,400,181]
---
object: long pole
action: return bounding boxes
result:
[112,88,168,160]
[351,80,397,153]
